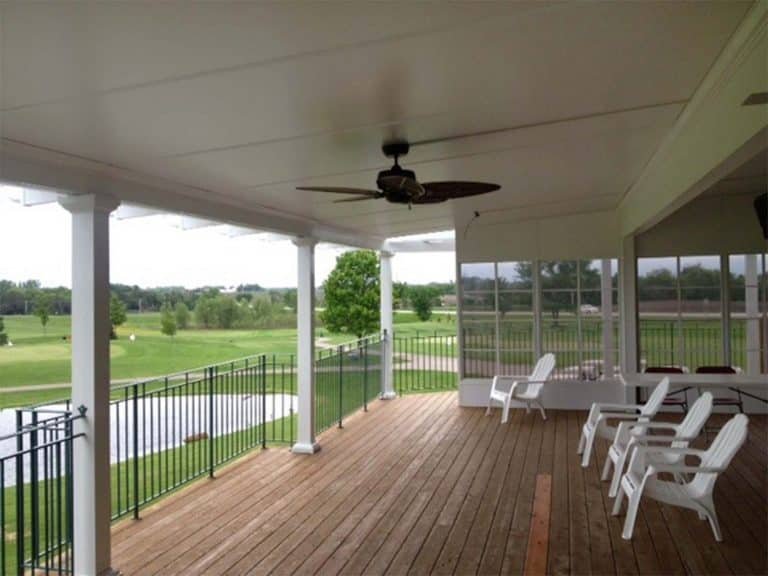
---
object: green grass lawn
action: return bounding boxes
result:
[0,312,457,408]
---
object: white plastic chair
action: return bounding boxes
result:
[486,353,556,423]
[612,413,748,541]
[602,392,713,497]
[577,376,670,468]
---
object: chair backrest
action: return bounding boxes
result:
[691,414,749,493]
[526,353,556,395]
[671,392,713,450]
[639,377,670,417]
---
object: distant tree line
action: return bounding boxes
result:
[0,279,301,315]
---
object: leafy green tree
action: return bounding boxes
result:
[0,316,7,346]
[393,282,409,309]
[322,250,380,338]
[194,295,219,328]
[409,286,439,321]
[160,303,177,337]
[175,302,190,329]
[251,293,274,323]
[33,292,52,334]
[217,296,239,329]
[109,294,127,340]
[282,289,297,313]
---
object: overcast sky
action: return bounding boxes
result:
[0,193,456,289]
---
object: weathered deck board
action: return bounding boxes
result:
[111,395,768,575]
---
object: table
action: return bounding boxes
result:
[623,373,768,404]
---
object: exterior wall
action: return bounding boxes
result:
[636,192,765,257]
[456,209,623,409]
[457,209,620,262]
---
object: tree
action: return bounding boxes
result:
[175,302,190,329]
[194,294,219,328]
[321,250,380,338]
[409,285,439,321]
[282,289,297,313]
[160,303,177,337]
[33,293,52,334]
[393,282,409,309]
[109,294,127,340]
[0,316,7,346]
[217,296,239,329]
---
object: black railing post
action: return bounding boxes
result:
[362,340,368,412]
[15,410,24,576]
[65,416,75,575]
[30,410,39,567]
[338,345,344,429]
[261,355,267,449]
[132,384,140,519]
[208,367,215,478]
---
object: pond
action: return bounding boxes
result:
[0,393,297,486]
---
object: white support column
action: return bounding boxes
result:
[601,259,615,379]
[532,260,543,360]
[620,236,639,378]
[292,238,320,454]
[744,254,760,376]
[380,250,396,399]
[59,194,119,576]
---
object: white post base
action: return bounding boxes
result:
[381,391,397,400]
[292,442,321,454]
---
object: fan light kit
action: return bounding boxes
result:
[297,140,500,208]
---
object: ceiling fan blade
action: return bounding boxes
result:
[419,181,500,201]
[296,186,380,197]
[333,195,381,203]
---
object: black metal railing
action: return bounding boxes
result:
[393,333,457,394]
[639,319,745,373]
[108,354,297,521]
[461,321,620,380]
[0,406,84,575]
[314,335,383,435]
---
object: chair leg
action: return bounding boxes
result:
[535,401,546,420]
[611,484,625,516]
[525,401,531,415]
[601,454,613,482]
[501,397,511,424]
[580,430,595,467]
[577,429,586,455]
[698,497,723,541]
[621,491,643,540]
[608,453,625,498]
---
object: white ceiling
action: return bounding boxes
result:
[0,1,753,242]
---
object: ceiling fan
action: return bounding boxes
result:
[297,141,500,207]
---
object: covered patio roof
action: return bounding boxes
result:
[1,2,763,247]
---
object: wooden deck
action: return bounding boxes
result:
[112,393,768,575]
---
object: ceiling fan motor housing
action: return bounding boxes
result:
[377,165,419,203]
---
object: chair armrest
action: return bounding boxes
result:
[635,446,706,458]
[597,412,645,422]
[491,376,520,394]
[594,402,643,413]
[629,422,678,433]
[647,463,722,475]
[630,434,697,444]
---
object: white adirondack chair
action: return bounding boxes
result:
[486,353,556,423]
[612,413,748,541]
[577,376,670,468]
[602,392,713,498]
